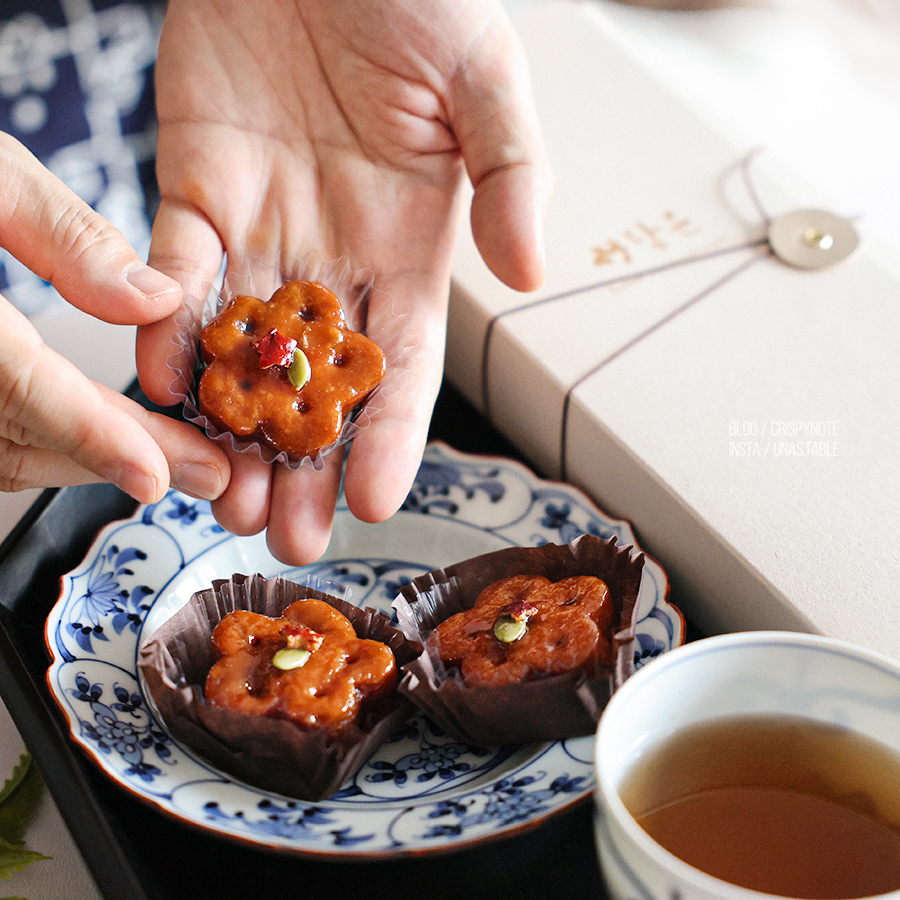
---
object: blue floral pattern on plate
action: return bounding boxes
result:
[46,441,683,858]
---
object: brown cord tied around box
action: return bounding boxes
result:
[478,150,859,482]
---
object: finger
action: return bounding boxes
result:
[0,133,183,321]
[101,386,230,501]
[470,158,552,291]
[265,452,345,566]
[210,449,274,537]
[137,199,225,406]
[147,197,226,301]
[449,12,553,292]
[0,304,169,502]
[0,385,231,501]
[207,442,342,566]
[0,439,101,493]
[343,286,446,524]
[342,392,430,523]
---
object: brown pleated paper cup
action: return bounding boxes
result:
[391,534,644,746]
[139,573,421,801]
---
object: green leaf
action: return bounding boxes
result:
[0,757,43,848]
[0,753,50,886]
[0,833,49,879]
[0,756,30,810]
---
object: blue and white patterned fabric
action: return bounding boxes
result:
[0,0,163,315]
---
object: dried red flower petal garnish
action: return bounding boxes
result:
[497,600,538,623]
[254,328,297,369]
[281,623,325,652]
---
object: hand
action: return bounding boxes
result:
[137,0,552,564]
[0,134,230,503]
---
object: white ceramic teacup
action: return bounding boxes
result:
[594,631,900,900]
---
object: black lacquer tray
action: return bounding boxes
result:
[0,382,610,900]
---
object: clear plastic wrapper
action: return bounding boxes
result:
[168,251,409,469]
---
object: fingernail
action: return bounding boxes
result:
[126,264,181,300]
[171,461,226,501]
[102,463,162,504]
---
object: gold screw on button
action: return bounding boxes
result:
[803,228,834,251]
[767,210,858,270]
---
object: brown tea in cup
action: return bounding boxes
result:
[620,713,900,899]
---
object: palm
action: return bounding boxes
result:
[137,0,550,564]
[152,0,481,288]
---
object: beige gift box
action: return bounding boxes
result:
[448,0,900,656]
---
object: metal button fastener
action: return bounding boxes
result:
[767,209,859,270]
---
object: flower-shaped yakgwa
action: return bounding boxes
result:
[430,575,613,687]
[198,280,385,457]
[205,598,397,731]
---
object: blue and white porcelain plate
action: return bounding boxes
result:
[45,442,683,858]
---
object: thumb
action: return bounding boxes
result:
[0,132,183,323]
[449,11,553,292]
[136,196,226,406]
